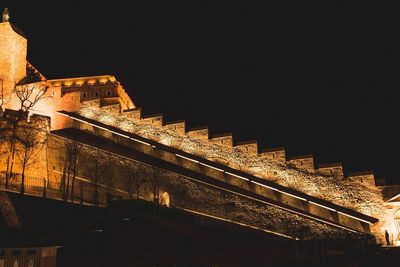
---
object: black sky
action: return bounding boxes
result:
[3,1,400,184]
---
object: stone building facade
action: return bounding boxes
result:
[1,13,400,245]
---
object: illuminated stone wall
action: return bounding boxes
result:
[77,104,393,243]
[0,21,27,96]
[46,133,363,241]
[3,75,136,131]
[1,20,396,244]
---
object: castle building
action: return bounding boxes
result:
[1,10,400,246]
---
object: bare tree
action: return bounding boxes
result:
[120,161,146,200]
[15,120,47,194]
[56,137,69,200]
[85,148,108,207]
[59,141,72,201]
[57,139,83,202]
[121,163,135,199]
[69,141,83,203]
[148,166,164,218]
[14,83,48,113]
[103,152,116,205]
[4,82,48,187]
[60,166,67,197]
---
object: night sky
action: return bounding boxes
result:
[3,1,399,184]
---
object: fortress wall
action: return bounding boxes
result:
[76,106,384,217]
[47,133,364,241]
[3,86,384,241]
[259,147,286,162]
[54,91,82,129]
[234,140,258,155]
[117,84,135,110]
[81,99,101,108]
[141,114,163,127]
[61,91,83,112]
[60,119,375,234]
[186,126,209,140]
[287,155,315,172]
[61,83,119,100]
[210,133,233,147]
[5,82,77,131]
[317,163,344,179]
[122,108,141,120]
[1,109,378,240]
[0,22,27,95]
[347,171,376,188]
[164,120,186,134]
[101,103,121,114]
[0,16,391,243]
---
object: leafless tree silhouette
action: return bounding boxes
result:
[85,148,108,207]
[120,161,146,200]
[4,82,48,187]
[16,118,48,194]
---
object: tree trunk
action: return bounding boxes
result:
[20,149,28,194]
[61,167,66,194]
[94,185,99,208]
[65,163,71,202]
[80,183,83,205]
[20,169,25,194]
[128,175,132,200]
[6,120,18,188]
[136,179,140,199]
[71,162,77,203]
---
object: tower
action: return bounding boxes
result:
[0,8,27,97]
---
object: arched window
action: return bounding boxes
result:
[160,192,170,207]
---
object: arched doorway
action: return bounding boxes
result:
[159,192,170,207]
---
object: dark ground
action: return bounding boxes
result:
[0,192,396,267]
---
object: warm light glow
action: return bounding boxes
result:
[177,207,299,240]
[60,111,378,230]
[225,171,250,181]
[308,201,336,212]
[337,211,373,224]
[199,162,224,172]
[160,192,170,207]
[278,190,307,201]
[175,153,199,163]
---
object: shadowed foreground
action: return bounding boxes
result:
[0,192,388,267]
